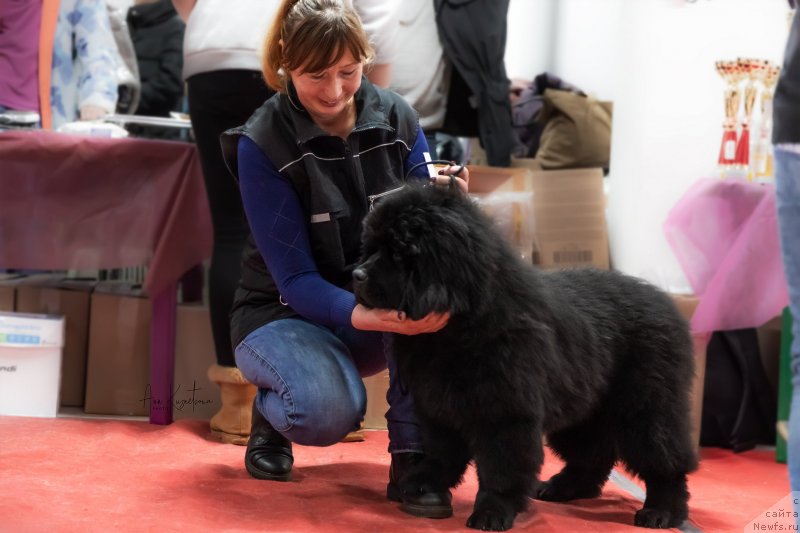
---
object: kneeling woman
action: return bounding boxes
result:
[220,0,468,518]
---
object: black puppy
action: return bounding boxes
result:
[353,184,697,531]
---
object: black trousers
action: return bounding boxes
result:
[187,69,274,367]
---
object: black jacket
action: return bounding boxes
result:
[435,0,514,166]
[127,0,184,117]
[774,8,800,144]
[221,79,420,346]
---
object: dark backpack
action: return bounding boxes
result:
[700,329,777,452]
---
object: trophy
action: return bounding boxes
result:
[715,60,745,170]
[752,63,780,180]
[734,58,769,175]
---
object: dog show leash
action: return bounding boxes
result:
[404,159,467,191]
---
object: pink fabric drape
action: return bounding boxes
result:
[0,130,212,295]
[664,177,788,333]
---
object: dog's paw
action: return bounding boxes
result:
[466,507,515,531]
[634,507,686,529]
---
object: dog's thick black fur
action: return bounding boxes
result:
[353,184,698,531]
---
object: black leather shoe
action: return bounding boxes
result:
[386,452,453,518]
[244,400,293,481]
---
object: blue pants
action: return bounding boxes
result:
[234,318,423,453]
[774,147,800,501]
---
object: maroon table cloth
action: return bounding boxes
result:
[0,130,212,296]
[0,129,213,424]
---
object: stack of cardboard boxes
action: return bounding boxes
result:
[0,276,219,420]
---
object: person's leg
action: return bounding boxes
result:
[774,147,800,506]
[331,325,425,452]
[187,70,273,444]
[235,319,370,446]
[380,334,425,454]
[339,330,452,517]
[186,70,273,368]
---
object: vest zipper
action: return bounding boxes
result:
[367,185,405,211]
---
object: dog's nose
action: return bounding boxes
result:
[352,268,367,282]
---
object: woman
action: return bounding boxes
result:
[173,0,398,446]
[220,0,468,518]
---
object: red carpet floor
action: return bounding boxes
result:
[0,416,790,532]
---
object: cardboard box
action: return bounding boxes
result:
[531,168,609,270]
[84,283,151,416]
[0,274,19,311]
[670,294,708,451]
[0,273,63,313]
[172,304,220,420]
[469,165,609,270]
[362,369,390,429]
[0,312,65,417]
[15,280,95,407]
[510,157,543,173]
[469,164,532,194]
[535,228,610,270]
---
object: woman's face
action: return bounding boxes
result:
[290,49,363,129]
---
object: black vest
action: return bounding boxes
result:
[221,78,420,347]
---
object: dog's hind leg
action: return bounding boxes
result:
[467,422,541,531]
[616,420,696,528]
[616,390,697,528]
[535,416,616,502]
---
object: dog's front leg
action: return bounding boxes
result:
[399,417,471,495]
[467,422,542,531]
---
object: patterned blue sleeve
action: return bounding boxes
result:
[72,0,118,112]
[237,136,357,328]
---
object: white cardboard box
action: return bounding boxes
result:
[0,312,65,418]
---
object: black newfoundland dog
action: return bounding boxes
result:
[353,184,697,531]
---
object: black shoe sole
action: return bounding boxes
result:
[245,458,292,482]
[386,482,453,519]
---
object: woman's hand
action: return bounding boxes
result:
[431,163,469,193]
[352,304,449,334]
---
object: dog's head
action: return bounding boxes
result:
[353,185,497,320]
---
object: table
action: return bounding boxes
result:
[0,129,213,424]
[664,177,789,333]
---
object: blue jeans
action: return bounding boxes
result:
[774,147,800,499]
[234,318,423,453]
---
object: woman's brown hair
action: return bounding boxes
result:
[262,0,375,93]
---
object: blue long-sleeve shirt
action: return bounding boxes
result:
[237,127,431,328]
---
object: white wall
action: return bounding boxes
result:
[505,0,556,80]
[506,0,791,291]
[551,0,622,101]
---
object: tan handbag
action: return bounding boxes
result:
[535,89,612,171]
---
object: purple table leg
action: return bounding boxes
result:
[149,282,177,424]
